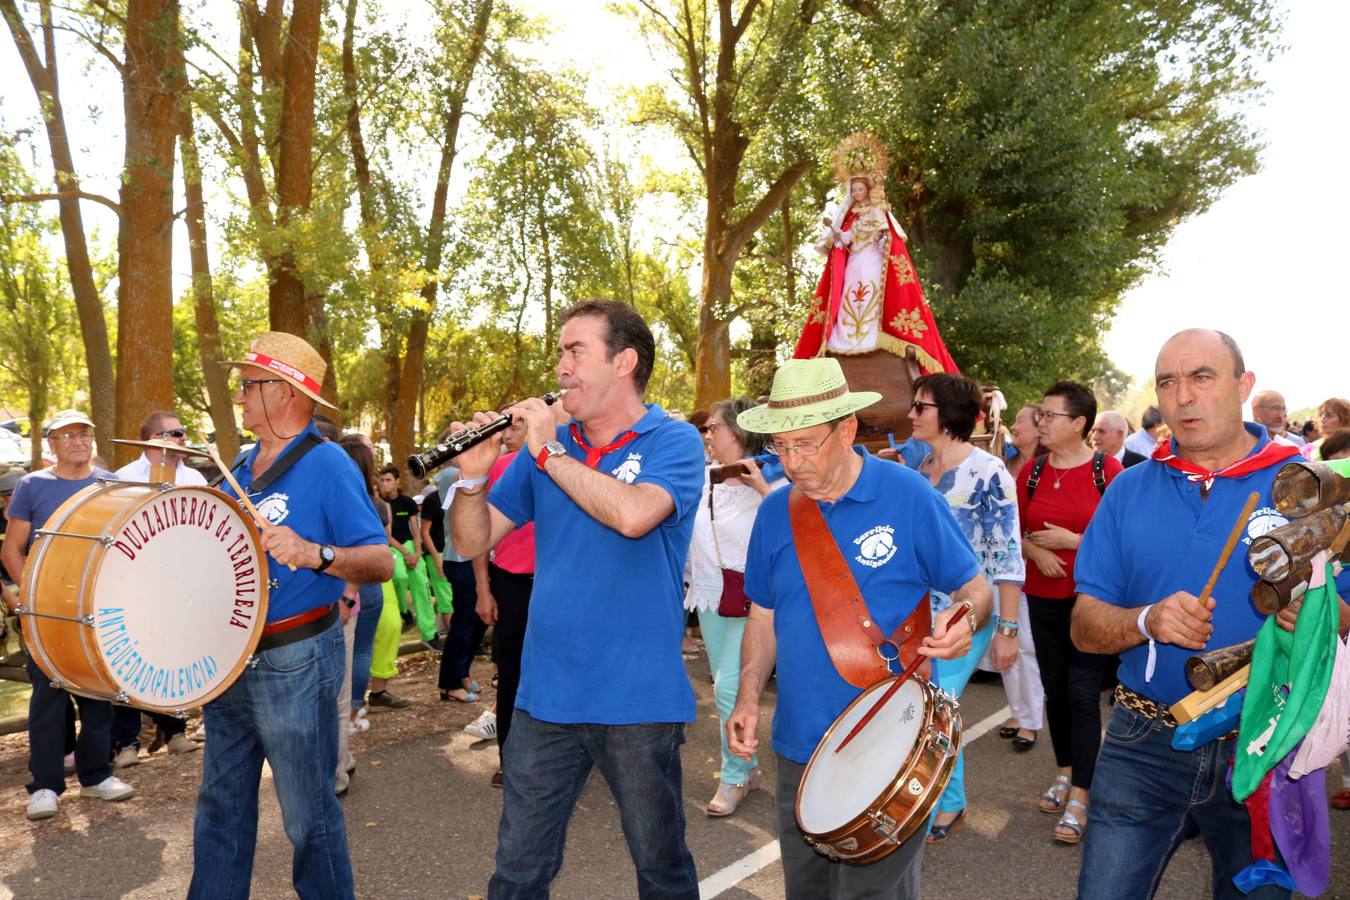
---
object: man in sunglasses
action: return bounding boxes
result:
[114,411,208,488]
[108,411,207,769]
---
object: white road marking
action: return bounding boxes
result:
[697,705,1013,899]
[698,840,782,899]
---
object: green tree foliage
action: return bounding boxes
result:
[0,147,88,466]
[818,0,1276,404]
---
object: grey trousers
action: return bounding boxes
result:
[776,755,924,900]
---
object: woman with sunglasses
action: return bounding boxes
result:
[1017,381,1122,845]
[908,373,1025,843]
[684,398,784,817]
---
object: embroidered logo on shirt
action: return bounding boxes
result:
[854,524,897,568]
[1243,506,1288,545]
[255,492,291,525]
[611,452,643,484]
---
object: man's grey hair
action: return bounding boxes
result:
[1096,411,1129,434]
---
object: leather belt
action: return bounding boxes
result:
[257,603,338,651]
[1114,684,1179,727]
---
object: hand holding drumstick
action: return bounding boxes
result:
[208,449,299,572]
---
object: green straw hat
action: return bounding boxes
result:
[737,358,881,435]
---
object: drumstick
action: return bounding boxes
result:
[207,449,297,572]
[1196,492,1260,606]
[833,651,926,756]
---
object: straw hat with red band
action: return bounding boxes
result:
[220,331,337,409]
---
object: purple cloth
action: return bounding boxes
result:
[1269,742,1330,896]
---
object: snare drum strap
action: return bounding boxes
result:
[788,487,931,690]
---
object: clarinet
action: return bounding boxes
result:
[406,391,566,479]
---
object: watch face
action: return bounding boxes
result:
[321,545,335,562]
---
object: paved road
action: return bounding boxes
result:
[0,652,1346,899]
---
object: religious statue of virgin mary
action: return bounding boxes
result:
[793,132,958,374]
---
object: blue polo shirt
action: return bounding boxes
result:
[1075,423,1348,705]
[222,422,386,622]
[744,450,982,763]
[7,468,114,551]
[488,404,704,725]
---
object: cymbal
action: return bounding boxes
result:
[110,438,212,458]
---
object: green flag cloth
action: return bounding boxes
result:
[1234,560,1340,801]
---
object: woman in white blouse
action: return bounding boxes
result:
[685,397,783,817]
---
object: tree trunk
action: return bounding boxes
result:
[267,0,321,337]
[387,0,493,479]
[179,100,240,462]
[1,0,116,442]
[694,255,734,408]
[116,0,180,466]
[26,379,45,471]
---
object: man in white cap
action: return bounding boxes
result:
[1,410,133,821]
[189,332,391,900]
[109,411,207,768]
[725,358,992,900]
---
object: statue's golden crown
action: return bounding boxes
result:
[831,132,891,185]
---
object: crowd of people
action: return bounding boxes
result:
[0,312,1348,900]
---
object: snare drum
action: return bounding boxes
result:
[795,676,960,863]
[18,479,269,714]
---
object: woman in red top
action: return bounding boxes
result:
[1016,381,1122,846]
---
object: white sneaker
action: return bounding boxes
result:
[190,723,207,743]
[25,789,58,820]
[62,752,75,775]
[166,733,200,754]
[114,745,140,769]
[80,775,134,802]
[464,710,497,740]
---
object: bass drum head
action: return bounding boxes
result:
[798,677,926,836]
[90,487,267,710]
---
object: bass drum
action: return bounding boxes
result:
[19,480,269,713]
[796,676,960,863]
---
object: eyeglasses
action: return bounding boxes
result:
[237,378,285,393]
[52,430,94,443]
[155,428,187,439]
[910,400,938,414]
[769,422,840,458]
[700,422,722,436]
[1039,410,1078,423]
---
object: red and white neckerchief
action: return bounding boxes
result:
[569,423,638,469]
[1150,439,1299,491]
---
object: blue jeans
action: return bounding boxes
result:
[931,621,994,814]
[351,583,383,711]
[1078,704,1289,900]
[188,620,353,900]
[489,709,698,899]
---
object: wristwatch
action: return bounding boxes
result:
[315,544,336,573]
[996,617,1020,638]
[535,440,566,472]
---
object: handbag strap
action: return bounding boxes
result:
[707,478,726,568]
[788,486,930,689]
